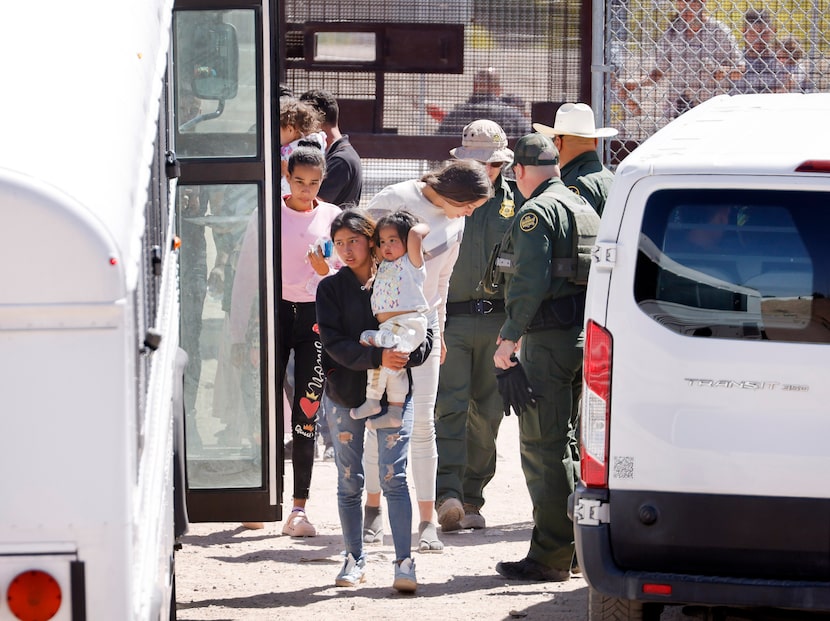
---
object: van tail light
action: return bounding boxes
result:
[795,160,830,173]
[582,320,612,488]
[6,569,62,621]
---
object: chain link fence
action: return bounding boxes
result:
[280,0,830,189]
[281,0,589,203]
[603,0,830,162]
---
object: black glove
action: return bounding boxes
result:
[494,356,538,417]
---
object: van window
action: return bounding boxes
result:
[634,189,830,343]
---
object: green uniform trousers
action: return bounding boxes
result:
[519,324,584,570]
[435,313,505,509]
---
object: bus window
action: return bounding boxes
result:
[179,183,263,489]
[174,9,257,158]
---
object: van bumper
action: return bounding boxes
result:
[570,485,830,612]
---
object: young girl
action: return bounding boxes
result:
[278,145,341,537]
[351,211,430,429]
[316,209,433,591]
[280,97,326,195]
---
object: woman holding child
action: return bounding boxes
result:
[316,209,432,591]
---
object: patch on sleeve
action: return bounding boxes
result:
[519,212,538,232]
[568,185,581,196]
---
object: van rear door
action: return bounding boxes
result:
[601,176,830,579]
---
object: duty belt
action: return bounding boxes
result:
[445,299,505,316]
[525,292,585,333]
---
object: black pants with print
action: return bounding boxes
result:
[279,300,325,500]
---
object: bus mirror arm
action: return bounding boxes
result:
[178,99,226,132]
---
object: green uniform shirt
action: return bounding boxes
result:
[447,174,518,303]
[560,150,614,216]
[499,177,586,342]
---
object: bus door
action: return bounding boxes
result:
[172,1,283,522]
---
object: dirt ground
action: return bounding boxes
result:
[174,416,593,621]
[173,415,814,621]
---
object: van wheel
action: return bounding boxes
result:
[588,587,662,621]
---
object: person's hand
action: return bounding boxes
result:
[307,246,331,276]
[207,266,225,298]
[180,188,200,215]
[439,336,447,364]
[493,338,518,370]
[381,348,408,372]
[494,356,538,417]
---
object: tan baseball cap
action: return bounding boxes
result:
[450,119,514,163]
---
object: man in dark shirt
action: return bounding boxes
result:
[300,89,363,208]
[534,103,617,216]
[437,68,531,139]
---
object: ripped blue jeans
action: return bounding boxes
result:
[323,393,413,562]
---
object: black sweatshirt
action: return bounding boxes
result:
[316,266,433,408]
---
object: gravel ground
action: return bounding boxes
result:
[175,416,593,621]
[174,414,818,621]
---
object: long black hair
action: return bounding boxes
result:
[421,159,494,203]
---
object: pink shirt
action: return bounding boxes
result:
[280,196,341,303]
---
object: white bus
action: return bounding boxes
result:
[0,1,286,619]
[0,1,184,618]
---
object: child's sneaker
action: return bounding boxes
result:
[335,553,366,587]
[281,509,317,537]
[393,558,417,593]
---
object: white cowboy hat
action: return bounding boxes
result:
[533,102,618,138]
[450,119,514,163]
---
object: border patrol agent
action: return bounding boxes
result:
[493,133,594,582]
[533,102,617,216]
[435,120,519,532]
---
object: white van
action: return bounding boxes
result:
[573,93,830,620]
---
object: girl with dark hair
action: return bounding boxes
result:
[276,145,340,536]
[316,208,433,591]
[362,159,494,552]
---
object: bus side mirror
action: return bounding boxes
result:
[190,22,239,101]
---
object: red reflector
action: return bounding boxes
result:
[795,160,830,173]
[581,453,607,489]
[6,569,62,621]
[582,320,612,487]
[642,583,672,596]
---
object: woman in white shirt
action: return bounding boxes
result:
[364,160,494,551]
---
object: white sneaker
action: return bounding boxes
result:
[281,509,317,537]
[393,558,417,593]
[335,553,366,587]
